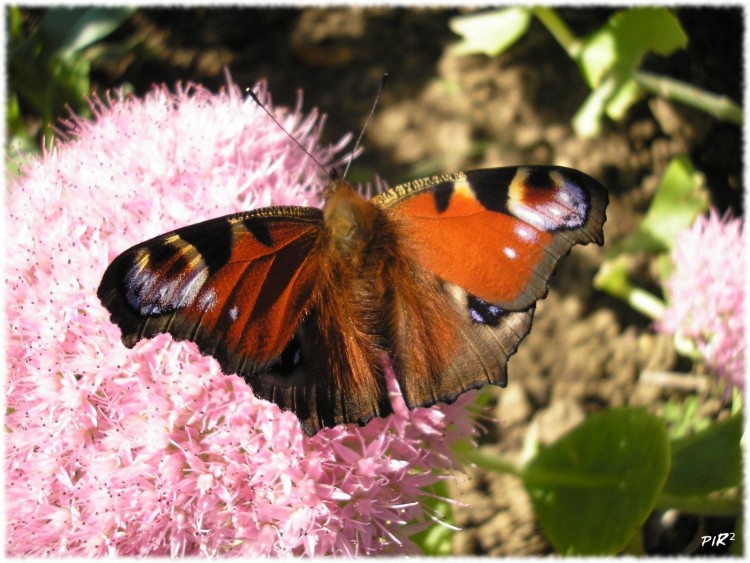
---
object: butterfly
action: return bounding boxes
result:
[98,165,608,436]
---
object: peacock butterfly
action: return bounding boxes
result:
[97,89,608,436]
[98,161,607,435]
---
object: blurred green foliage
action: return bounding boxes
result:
[662,396,712,440]
[610,155,708,256]
[594,155,709,322]
[663,414,742,498]
[409,479,456,555]
[450,7,742,136]
[7,7,135,167]
[457,403,742,555]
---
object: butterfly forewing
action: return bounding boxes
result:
[98,207,323,373]
[377,166,608,311]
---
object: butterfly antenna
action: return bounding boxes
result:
[341,73,388,180]
[246,88,334,183]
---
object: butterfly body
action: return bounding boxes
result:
[99,166,608,435]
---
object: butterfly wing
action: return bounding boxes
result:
[375,166,608,408]
[98,205,393,435]
[98,207,318,385]
[377,166,608,310]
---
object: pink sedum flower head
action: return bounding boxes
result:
[657,209,745,391]
[5,79,476,556]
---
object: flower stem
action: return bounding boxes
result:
[633,70,743,124]
[453,442,523,476]
[531,8,743,126]
[531,6,581,58]
[594,259,666,321]
[628,286,666,320]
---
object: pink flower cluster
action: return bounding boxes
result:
[658,209,745,391]
[5,79,475,556]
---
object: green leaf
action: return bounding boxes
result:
[8,6,25,42]
[39,7,136,60]
[593,155,710,315]
[578,8,688,88]
[8,7,137,152]
[592,256,634,301]
[574,75,644,137]
[609,155,709,256]
[662,396,712,440]
[450,7,532,57]
[521,407,670,555]
[572,7,687,135]
[663,414,743,496]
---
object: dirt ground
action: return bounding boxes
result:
[31,6,745,556]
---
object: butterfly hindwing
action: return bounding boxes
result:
[247,303,393,435]
[388,281,536,412]
[406,283,534,408]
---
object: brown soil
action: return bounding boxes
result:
[28,6,745,556]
